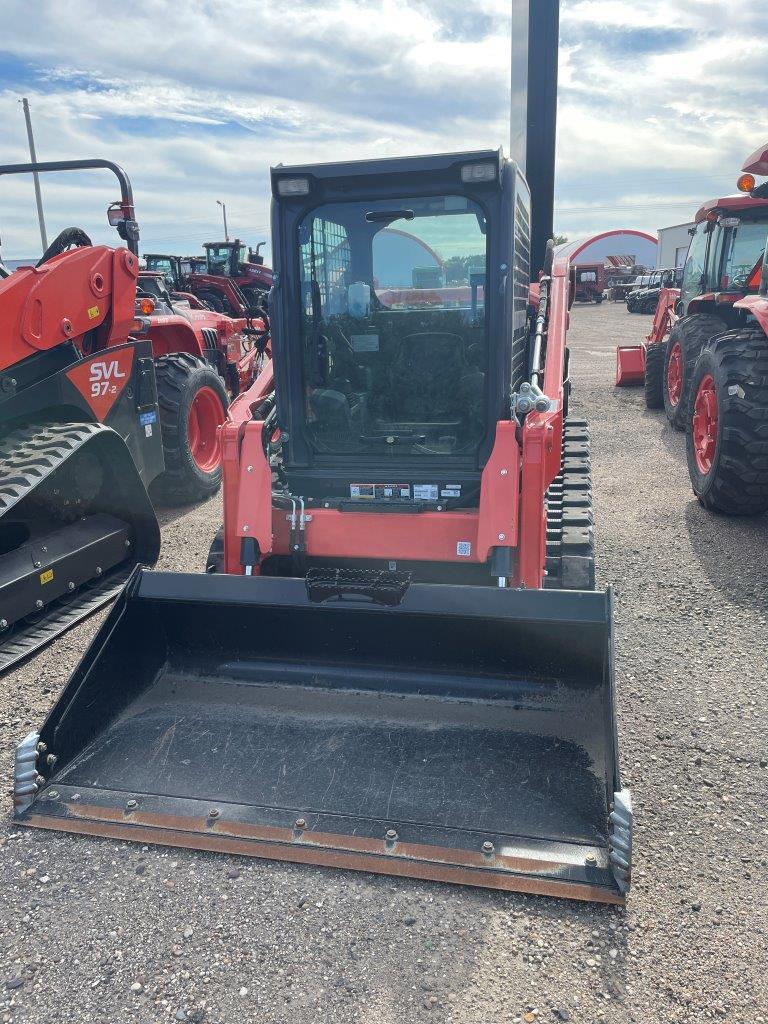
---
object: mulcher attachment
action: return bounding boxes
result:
[15,569,631,904]
[0,423,160,673]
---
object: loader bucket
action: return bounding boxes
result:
[615,345,645,386]
[14,570,631,904]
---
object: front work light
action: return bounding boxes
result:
[461,163,496,183]
[277,177,311,196]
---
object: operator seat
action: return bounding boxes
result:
[384,332,466,421]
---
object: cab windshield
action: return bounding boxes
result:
[207,244,234,275]
[721,219,767,289]
[145,256,175,289]
[298,195,488,456]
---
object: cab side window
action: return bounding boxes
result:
[681,223,708,311]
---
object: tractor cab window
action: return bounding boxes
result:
[298,196,488,457]
[145,256,175,290]
[721,219,767,290]
[207,244,234,276]
[681,223,708,310]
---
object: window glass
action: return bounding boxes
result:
[145,257,174,289]
[207,244,233,276]
[298,196,488,457]
[681,223,708,308]
[721,220,768,289]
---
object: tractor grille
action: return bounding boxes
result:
[201,327,218,349]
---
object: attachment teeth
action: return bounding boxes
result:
[13,732,41,815]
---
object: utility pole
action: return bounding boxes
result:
[20,98,48,252]
[217,200,229,242]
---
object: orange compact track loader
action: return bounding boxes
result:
[0,159,161,672]
[14,1,632,906]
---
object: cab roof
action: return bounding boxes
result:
[270,149,504,198]
[695,194,768,223]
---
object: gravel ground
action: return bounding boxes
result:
[1,301,767,1023]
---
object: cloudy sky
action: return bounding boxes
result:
[0,0,765,260]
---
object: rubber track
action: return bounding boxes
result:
[0,423,128,675]
[544,417,595,590]
[691,327,768,514]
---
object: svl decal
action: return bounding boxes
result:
[66,347,135,420]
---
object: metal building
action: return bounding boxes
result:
[656,222,694,270]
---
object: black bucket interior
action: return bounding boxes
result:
[39,573,618,852]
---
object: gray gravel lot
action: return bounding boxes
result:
[1,301,767,1023]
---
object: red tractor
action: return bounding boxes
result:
[136,267,270,397]
[201,239,272,310]
[616,157,768,423]
[615,283,681,396]
[146,242,273,317]
[686,144,768,514]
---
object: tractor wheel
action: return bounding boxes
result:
[197,290,225,313]
[544,417,595,591]
[644,342,665,409]
[241,287,266,311]
[595,293,603,304]
[153,353,229,503]
[663,314,726,430]
[686,327,768,515]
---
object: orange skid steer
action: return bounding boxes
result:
[14,0,632,905]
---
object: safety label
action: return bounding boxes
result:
[456,541,472,557]
[351,334,379,353]
[350,484,411,500]
[413,484,438,501]
[140,410,157,426]
[40,569,54,585]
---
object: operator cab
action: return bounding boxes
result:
[270,150,531,505]
[204,241,247,277]
[144,254,182,292]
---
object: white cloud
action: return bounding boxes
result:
[0,0,765,255]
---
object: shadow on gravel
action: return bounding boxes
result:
[154,496,221,528]
[685,500,768,609]
[655,421,689,467]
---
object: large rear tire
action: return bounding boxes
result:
[644,342,665,409]
[154,353,228,503]
[663,314,726,430]
[197,290,225,313]
[686,327,768,515]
